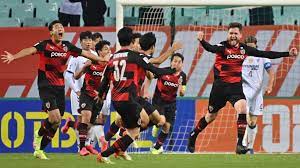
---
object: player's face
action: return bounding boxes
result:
[50,23,64,42]
[92,37,102,49]
[80,38,93,51]
[99,44,111,57]
[246,42,257,48]
[227,27,242,47]
[171,56,183,72]
[131,38,141,52]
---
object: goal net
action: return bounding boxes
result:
[115,0,300,154]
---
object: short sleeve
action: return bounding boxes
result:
[33,40,47,52]
[264,58,272,70]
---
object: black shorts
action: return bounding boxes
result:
[112,100,142,129]
[39,86,65,116]
[79,92,103,124]
[208,79,246,113]
[153,98,177,126]
[136,96,156,115]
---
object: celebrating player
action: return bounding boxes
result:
[150,53,186,154]
[1,20,103,160]
[187,22,297,154]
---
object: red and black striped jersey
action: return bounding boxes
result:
[81,62,107,97]
[98,49,175,102]
[137,54,153,96]
[200,40,289,83]
[153,68,187,103]
[34,39,82,87]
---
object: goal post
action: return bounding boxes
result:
[114,0,300,154]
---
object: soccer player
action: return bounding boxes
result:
[130,32,142,52]
[64,31,97,151]
[1,20,103,159]
[150,53,186,154]
[63,40,112,155]
[96,27,175,164]
[91,32,103,50]
[242,36,275,154]
[104,32,182,141]
[187,22,297,154]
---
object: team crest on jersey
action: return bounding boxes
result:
[62,44,68,52]
[81,103,86,108]
[45,101,51,109]
[240,47,246,55]
[208,105,214,112]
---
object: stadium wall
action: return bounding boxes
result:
[0,98,299,153]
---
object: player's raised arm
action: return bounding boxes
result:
[149,41,183,65]
[135,55,175,76]
[74,60,92,80]
[245,45,297,59]
[1,47,37,64]
[81,50,107,62]
[198,31,224,53]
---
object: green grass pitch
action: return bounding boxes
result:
[0,153,300,168]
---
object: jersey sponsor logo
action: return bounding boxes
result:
[226,54,245,59]
[240,47,246,55]
[50,52,67,57]
[164,81,179,87]
[92,71,103,76]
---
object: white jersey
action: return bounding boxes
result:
[66,50,98,91]
[242,56,271,94]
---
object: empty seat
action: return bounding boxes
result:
[35,2,58,23]
[11,4,34,21]
[23,17,47,27]
[0,18,20,27]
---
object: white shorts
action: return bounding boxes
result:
[70,90,80,116]
[243,87,263,116]
[101,89,111,116]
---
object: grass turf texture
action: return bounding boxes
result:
[0,154,299,168]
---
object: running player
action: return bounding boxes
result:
[242,36,275,154]
[150,53,186,154]
[187,22,297,154]
[64,31,97,151]
[1,20,104,159]
[96,27,176,164]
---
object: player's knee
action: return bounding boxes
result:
[248,115,258,126]
[115,115,123,127]
[140,110,149,128]
[81,111,92,123]
[158,115,166,126]
[126,128,140,140]
[234,100,247,114]
[162,122,171,133]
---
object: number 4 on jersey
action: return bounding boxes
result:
[113,60,127,81]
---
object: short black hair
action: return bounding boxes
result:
[92,32,103,41]
[171,53,184,62]
[48,20,62,31]
[228,22,242,31]
[139,32,156,51]
[244,36,257,44]
[95,40,111,52]
[132,33,142,43]
[117,27,133,46]
[79,31,93,41]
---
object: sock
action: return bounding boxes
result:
[105,121,120,141]
[40,126,57,150]
[101,135,133,157]
[154,131,168,150]
[92,125,105,148]
[78,123,88,149]
[193,117,208,135]
[75,129,80,152]
[38,118,51,136]
[85,127,94,146]
[119,127,126,136]
[237,114,247,145]
[247,124,257,149]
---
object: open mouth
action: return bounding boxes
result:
[58,33,63,37]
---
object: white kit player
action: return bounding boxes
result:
[242,36,275,154]
[64,31,98,151]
